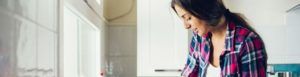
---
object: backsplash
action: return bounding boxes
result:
[107,25,137,77]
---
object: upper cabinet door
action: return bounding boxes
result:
[78,19,101,77]
[138,0,189,76]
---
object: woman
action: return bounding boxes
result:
[171,0,267,77]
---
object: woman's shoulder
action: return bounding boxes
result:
[234,25,266,57]
[234,25,262,43]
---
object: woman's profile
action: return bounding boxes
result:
[171,0,267,77]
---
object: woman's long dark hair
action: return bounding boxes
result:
[171,0,267,63]
[171,0,250,28]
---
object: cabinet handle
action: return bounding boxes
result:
[154,69,182,72]
[18,67,53,73]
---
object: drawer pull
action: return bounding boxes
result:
[154,69,182,72]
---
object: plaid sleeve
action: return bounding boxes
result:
[181,53,199,77]
[239,32,267,77]
[181,33,199,77]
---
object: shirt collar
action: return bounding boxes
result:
[223,21,236,54]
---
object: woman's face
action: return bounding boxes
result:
[174,5,211,36]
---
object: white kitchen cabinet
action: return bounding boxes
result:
[63,8,80,77]
[78,19,101,77]
[16,19,38,77]
[1,0,59,77]
[37,0,58,31]
[36,0,58,76]
[15,0,37,21]
[137,0,189,76]
[37,27,57,77]
[15,0,58,77]
[63,6,104,77]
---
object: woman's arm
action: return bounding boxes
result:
[181,34,200,77]
[181,54,199,77]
